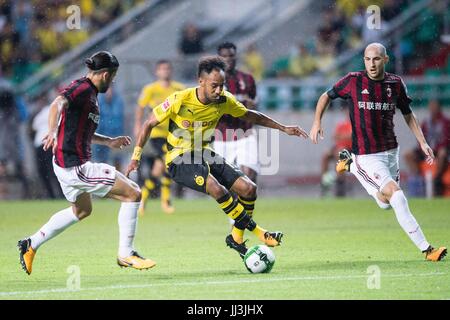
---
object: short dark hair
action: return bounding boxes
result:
[217,42,237,54]
[85,51,119,72]
[197,56,226,77]
[156,59,171,67]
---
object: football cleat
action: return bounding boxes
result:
[424,246,447,262]
[263,231,283,247]
[336,149,353,173]
[225,234,248,259]
[117,251,156,270]
[18,238,35,275]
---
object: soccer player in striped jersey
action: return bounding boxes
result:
[18,51,156,275]
[126,56,309,258]
[310,43,446,261]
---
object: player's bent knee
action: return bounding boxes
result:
[127,187,142,202]
[241,181,257,198]
[207,180,227,199]
[381,181,400,199]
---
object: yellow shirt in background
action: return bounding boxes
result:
[137,81,185,139]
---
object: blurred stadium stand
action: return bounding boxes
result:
[0,0,449,199]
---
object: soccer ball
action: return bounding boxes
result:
[243,245,275,273]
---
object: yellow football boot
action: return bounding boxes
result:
[424,246,447,262]
[336,149,353,174]
[117,251,156,270]
[18,238,36,275]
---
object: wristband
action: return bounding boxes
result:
[131,146,143,161]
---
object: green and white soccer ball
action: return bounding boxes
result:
[243,245,275,273]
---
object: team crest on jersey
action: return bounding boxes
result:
[374,172,381,180]
[386,86,392,98]
[195,175,205,186]
[103,169,110,175]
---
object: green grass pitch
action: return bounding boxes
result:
[0,198,448,300]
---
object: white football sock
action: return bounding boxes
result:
[118,202,139,258]
[30,207,79,250]
[372,194,392,210]
[389,190,430,251]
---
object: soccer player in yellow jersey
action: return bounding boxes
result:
[134,60,185,215]
[126,56,308,258]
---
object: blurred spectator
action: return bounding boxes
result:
[242,43,265,81]
[92,84,125,171]
[0,0,142,84]
[0,72,30,198]
[28,94,63,199]
[288,43,317,78]
[404,100,450,197]
[178,23,204,55]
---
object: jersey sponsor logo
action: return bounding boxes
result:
[88,112,100,124]
[195,120,215,128]
[181,120,215,128]
[162,99,170,112]
[361,89,369,95]
[357,101,395,111]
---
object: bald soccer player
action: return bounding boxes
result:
[310,43,446,262]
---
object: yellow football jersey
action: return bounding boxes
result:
[153,87,248,165]
[137,80,185,139]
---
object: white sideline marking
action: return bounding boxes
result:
[0,272,446,297]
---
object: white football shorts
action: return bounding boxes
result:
[53,158,116,202]
[350,147,400,196]
[213,133,260,174]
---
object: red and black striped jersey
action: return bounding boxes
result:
[55,77,99,168]
[215,69,256,141]
[327,71,412,155]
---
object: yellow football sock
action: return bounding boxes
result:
[141,187,150,203]
[231,227,244,244]
[144,179,156,191]
[161,176,171,204]
[252,225,267,241]
[238,196,256,217]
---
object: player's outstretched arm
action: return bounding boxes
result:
[92,133,131,149]
[43,95,68,153]
[310,92,331,144]
[134,105,145,139]
[403,112,435,164]
[240,110,308,138]
[125,112,160,177]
